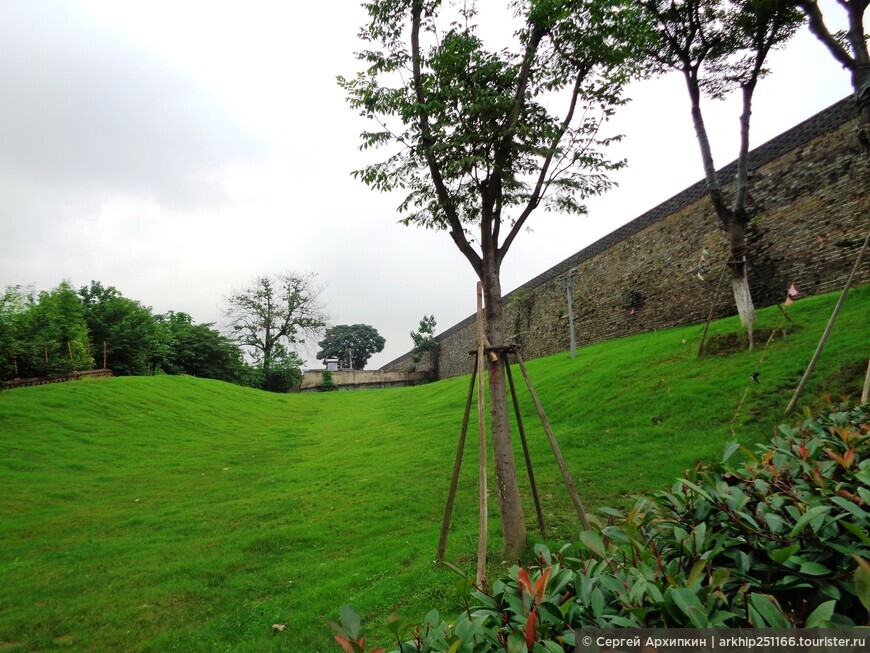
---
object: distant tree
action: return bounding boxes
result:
[792,0,869,150]
[410,315,438,363]
[223,271,326,382]
[79,281,169,375]
[340,0,649,553]
[317,324,385,370]
[0,285,34,380]
[159,311,247,383]
[15,281,93,377]
[640,0,802,349]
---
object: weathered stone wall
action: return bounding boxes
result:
[381,98,869,378]
[298,368,432,391]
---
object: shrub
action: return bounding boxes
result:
[336,404,870,651]
[320,370,339,392]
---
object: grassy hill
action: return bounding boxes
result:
[1,285,868,652]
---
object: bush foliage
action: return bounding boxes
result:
[336,404,870,652]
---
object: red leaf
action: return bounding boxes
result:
[534,566,552,603]
[517,567,534,597]
[334,635,356,653]
[524,608,538,648]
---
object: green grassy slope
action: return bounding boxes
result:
[1,286,868,652]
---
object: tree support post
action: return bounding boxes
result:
[437,356,478,563]
[786,231,870,413]
[504,356,546,536]
[514,349,591,531]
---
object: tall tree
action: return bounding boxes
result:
[640,0,802,349]
[223,272,326,379]
[79,281,169,375]
[317,324,386,370]
[0,285,34,380]
[340,0,648,553]
[792,0,869,150]
[159,311,247,383]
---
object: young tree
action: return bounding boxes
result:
[223,272,326,379]
[340,0,648,553]
[410,314,438,363]
[793,0,869,151]
[317,324,385,370]
[640,0,802,349]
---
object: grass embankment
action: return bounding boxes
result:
[1,285,868,652]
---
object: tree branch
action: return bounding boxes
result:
[410,0,482,275]
[499,66,587,260]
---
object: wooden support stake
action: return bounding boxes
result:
[475,282,488,585]
[504,354,546,536]
[437,356,478,562]
[698,264,729,356]
[861,356,870,406]
[787,231,869,413]
[514,349,591,531]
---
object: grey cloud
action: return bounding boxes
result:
[0,2,268,208]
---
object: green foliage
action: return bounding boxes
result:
[341,404,870,650]
[1,280,252,385]
[0,281,93,379]
[319,369,339,392]
[79,281,170,376]
[339,0,649,276]
[158,311,247,383]
[410,315,437,363]
[317,324,385,370]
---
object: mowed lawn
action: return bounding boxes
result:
[1,285,868,652]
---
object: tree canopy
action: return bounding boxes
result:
[223,271,326,379]
[317,324,385,370]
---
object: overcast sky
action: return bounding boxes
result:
[0,0,855,368]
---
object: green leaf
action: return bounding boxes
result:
[799,561,830,576]
[675,478,714,502]
[507,630,528,653]
[669,588,709,627]
[748,593,790,627]
[854,557,870,612]
[580,530,606,557]
[687,559,707,588]
[789,505,831,537]
[769,544,800,565]
[805,600,836,627]
[723,441,740,462]
[340,604,361,640]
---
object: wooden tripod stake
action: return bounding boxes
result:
[438,285,591,576]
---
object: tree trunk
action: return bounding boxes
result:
[480,256,527,557]
[728,219,755,349]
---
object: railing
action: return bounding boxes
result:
[0,369,114,390]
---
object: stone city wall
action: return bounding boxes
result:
[381,98,869,378]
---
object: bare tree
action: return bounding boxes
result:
[224,272,327,377]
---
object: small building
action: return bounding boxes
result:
[325,358,339,372]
